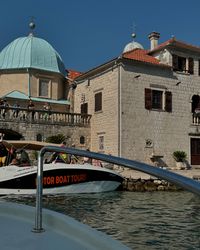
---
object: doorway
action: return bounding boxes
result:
[191,138,200,165]
[0,129,23,140]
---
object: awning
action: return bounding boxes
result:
[2,140,60,151]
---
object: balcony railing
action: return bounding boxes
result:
[0,106,91,126]
[192,113,200,125]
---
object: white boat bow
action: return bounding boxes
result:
[0,201,130,250]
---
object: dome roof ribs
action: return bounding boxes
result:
[0,35,66,76]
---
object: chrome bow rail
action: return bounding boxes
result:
[33,146,200,232]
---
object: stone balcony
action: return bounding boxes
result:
[0,106,91,127]
[192,113,200,125]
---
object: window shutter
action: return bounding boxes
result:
[145,88,152,110]
[188,57,194,74]
[182,57,186,72]
[165,91,172,112]
[172,54,178,71]
[95,92,102,112]
[198,60,200,76]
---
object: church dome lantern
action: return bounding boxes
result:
[123,33,144,53]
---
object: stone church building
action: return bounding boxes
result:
[73,32,200,168]
[0,22,90,147]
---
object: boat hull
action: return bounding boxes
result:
[0,163,123,195]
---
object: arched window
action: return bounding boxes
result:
[192,95,200,113]
[80,136,85,145]
[36,134,43,142]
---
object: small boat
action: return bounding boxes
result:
[0,140,124,195]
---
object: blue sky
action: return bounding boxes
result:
[1,0,200,72]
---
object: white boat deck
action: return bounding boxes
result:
[0,202,129,250]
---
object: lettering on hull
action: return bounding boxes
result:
[0,168,123,190]
[42,174,87,187]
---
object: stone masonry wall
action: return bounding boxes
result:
[120,60,200,168]
[0,120,91,149]
[74,55,200,169]
[74,67,119,155]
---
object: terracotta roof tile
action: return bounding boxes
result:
[67,69,82,80]
[148,38,175,53]
[122,49,160,65]
[149,37,200,53]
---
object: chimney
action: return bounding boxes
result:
[148,32,160,50]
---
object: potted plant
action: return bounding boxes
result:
[173,151,187,170]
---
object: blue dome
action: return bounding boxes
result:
[0,36,66,76]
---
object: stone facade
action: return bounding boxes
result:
[120,62,185,167]
[74,37,200,169]
[0,118,91,149]
[74,66,119,156]
[0,69,68,111]
[0,71,29,96]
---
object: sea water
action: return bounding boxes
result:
[2,191,200,249]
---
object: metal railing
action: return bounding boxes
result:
[33,146,200,232]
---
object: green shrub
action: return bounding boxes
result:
[173,151,187,162]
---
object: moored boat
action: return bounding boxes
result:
[0,140,124,195]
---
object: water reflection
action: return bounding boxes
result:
[1,191,200,249]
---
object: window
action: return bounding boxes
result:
[173,55,186,72]
[99,135,104,151]
[152,90,162,109]
[94,92,102,112]
[39,79,49,97]
[81,103,88,114]
[192,95,200,113]
[173,54,194,74]
[145,88,172,112]
[80,136,85,144]
[36,134,43,141]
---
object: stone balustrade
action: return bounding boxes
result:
[0,106,91,127]
[193,113,200,125]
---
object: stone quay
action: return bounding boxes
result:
[119,168,200,192]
